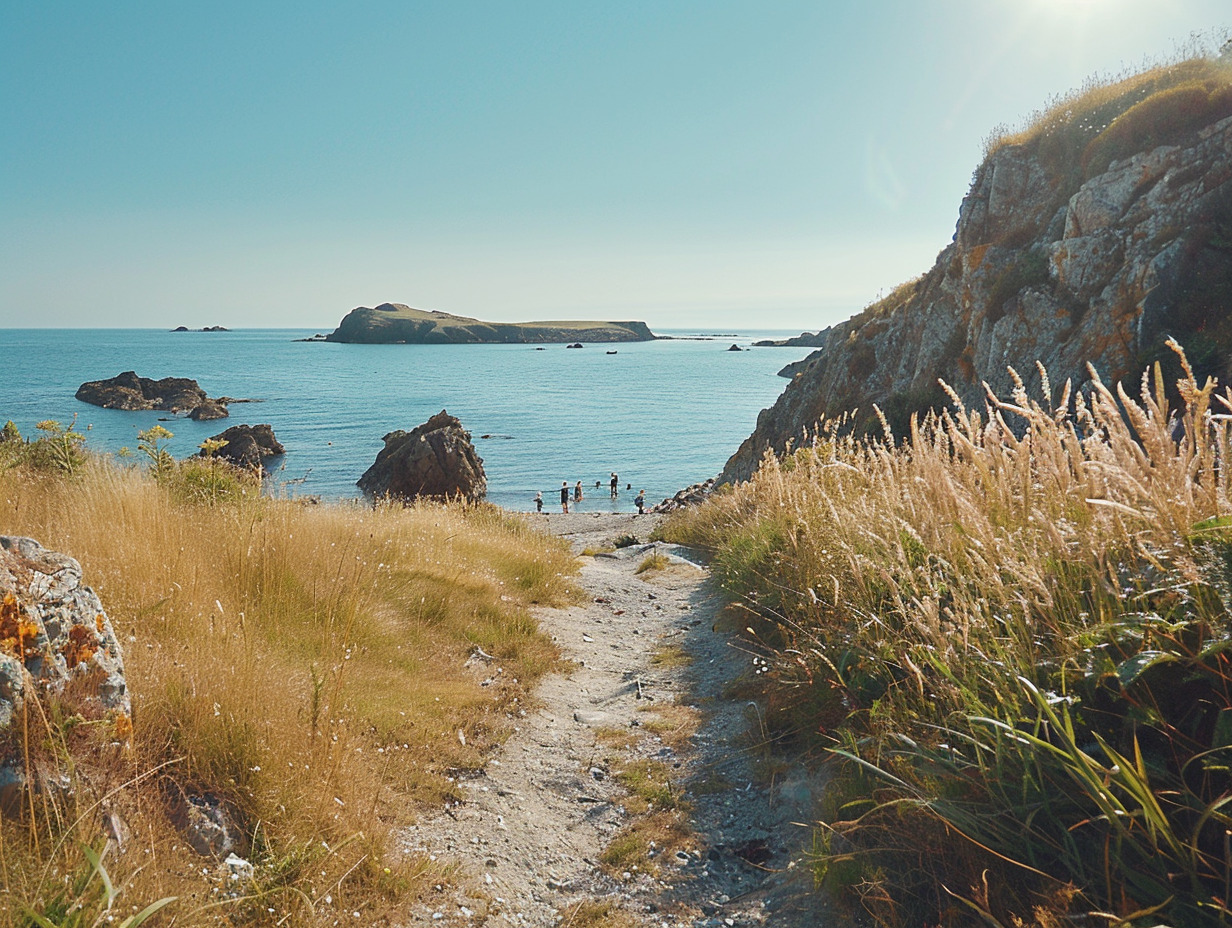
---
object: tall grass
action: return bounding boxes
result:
[983,41,1232,198]
[662,345,1232,926]
[0,447,577,925]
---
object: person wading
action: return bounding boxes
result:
[560,481,570,513]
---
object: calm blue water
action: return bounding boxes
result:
[0,329,810,512]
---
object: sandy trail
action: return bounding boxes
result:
[397,513,830,927]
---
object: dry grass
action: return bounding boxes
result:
[557,898,639,928]
[635,702,698,750]
[983,45,1232,190]
[598,810,692,880]
[662,346,1232,925]
[634,552,671,575]
[0,454,578,924]
[648,645,693,671]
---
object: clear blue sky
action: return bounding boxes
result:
[1,1,1227,330]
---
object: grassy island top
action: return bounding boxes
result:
[324,302,656,344]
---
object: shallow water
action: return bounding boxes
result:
[0,328,812,511]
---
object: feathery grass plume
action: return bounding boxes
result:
[662,344,1232,926]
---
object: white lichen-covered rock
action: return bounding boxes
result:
[0,535,129,807]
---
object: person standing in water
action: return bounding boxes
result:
[534,491,543,513]
[574,481,583,503]
[634,489,646,515]
[560,481,570,513]
[610,473,619,497]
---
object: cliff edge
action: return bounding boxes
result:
[723,57,1232,483]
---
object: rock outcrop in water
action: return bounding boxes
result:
[723,62,1232,483]
[0,536,129,809]
[357,411,486,502]
[199,424,285,470]
[325,303,655,344]
[76,371,242,420]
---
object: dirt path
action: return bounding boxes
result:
[397,513,831,927]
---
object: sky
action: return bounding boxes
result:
[1,1,1228,331]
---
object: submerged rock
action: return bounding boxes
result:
[357,410,486,502]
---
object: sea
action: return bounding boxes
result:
[0,328,815,512]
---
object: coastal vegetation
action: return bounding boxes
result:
[719,42,1232,486]
[660,346,1232,926]
[984,48,1232,196]
[0,426,577,925]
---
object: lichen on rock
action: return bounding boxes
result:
[0,535,129,809]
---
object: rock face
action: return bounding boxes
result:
[325,303,656,344]
[199,424,285,470]
[0,536,129,808]
[753,328,833,350]
[357,411,486,502]
[76,371,236,419]
[722,84,1232,484]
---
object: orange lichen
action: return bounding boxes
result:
[62,624,97,669]
[966,244,990,271]
[0,591,40,660]
[112,711,133,742]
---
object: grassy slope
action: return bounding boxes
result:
[0,448,578,925]
[662,348,1232,926]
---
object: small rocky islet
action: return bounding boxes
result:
[75,371,248,421]
[322,302,655,344]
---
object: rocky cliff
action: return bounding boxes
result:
[723,59,1232,483]
[325,303,655,344]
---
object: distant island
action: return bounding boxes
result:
[323,303,656,344]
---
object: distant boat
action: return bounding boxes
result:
[606,350,617,355]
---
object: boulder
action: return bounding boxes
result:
[199,424,285,470]
[357,411,486,502]
[728,344,744,352]
[651,478,717,514]
[75,371,238,419]
[0,536,129,811]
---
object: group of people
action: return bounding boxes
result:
[534,471,646,514]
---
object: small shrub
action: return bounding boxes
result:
[136,424,175,481]
[985,250,1050,323]
[612,533,639,548]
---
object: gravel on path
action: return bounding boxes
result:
[396,513,832,927]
